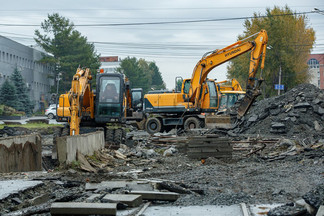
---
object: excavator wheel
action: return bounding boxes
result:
[105,127,126,148]
[105,128,115,147]
[145,117,162,134]
[114,128,124,145]
[184,117,203,130]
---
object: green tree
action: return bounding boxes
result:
[227,6,315,97]
[149,62,166,90]
[0,79,18,109]
[34,13,100,93]
[117,57,165,93]
[10,68,34,114]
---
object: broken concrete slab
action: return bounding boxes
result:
[316,205,324,216]
[85,180,138,191]
[50,202,116,215]
[0,134,42,173]
[0,180,43,200]
[86,194,102,203]
[28,193,50,206]
[129,190,180,201]
[127,183,153,191]
[294,102,311,108]
[102,194,142,207]
[55,131,104,164]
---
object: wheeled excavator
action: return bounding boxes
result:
[56,68,144,143]
[216,79,246,113]
[144,30,268,133]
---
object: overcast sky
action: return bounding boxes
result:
[0,0,323,88]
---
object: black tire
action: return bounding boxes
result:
[114,128,123,145]
[105,128,114,144]
[48,113,54,119]
[145,117,162,134]
[184,117,202,130]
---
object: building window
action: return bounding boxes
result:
[308,58,320,69]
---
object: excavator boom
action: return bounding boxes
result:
[68,68,94,135]
[189,30,268,116]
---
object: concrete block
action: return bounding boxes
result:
[56,131,104,164]
[50,202,116,215]
[0,134,42,173]
[102,194,142,207]
[129,190,180,201]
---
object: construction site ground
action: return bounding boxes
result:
[0,83,323,215]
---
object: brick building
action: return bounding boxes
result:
[99,56,120,73]
[0,35,54,111]
[307,54,324,89]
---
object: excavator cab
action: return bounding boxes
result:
[131,88,143,112]
[95,73,124,123]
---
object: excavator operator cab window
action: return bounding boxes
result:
[207,81,217,108]
[97,76,122,118]
[131,89,143,111]
[100,79,120,103]
[183,80,191,94]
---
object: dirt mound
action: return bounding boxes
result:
[230,84,324,142]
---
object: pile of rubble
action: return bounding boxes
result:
[229,84,324,143]
[0,126,32,138]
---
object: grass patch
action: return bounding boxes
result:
[0,123,63,129]
[70,160,80,169]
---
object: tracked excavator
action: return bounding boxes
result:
[144,30,268,133]
[56,68,144,144]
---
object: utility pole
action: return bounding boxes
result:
[56,72,62,104]
[278,64,282,95]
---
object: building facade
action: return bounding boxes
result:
[307,54,324,89]
[99,56,120,73]
[0,35,54,111]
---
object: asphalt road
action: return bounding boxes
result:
[0,116,63,125]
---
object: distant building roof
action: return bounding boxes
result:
[100,56,119,62]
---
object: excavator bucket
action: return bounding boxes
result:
[237,88,261,117]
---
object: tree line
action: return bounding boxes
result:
[35,13,165,95]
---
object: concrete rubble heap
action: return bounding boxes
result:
[229,84,324,142]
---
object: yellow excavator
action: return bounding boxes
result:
[216,79,246,113]
[56,68,144,142]
[144,30,268,133]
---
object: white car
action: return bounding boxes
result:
[45,105,58,119]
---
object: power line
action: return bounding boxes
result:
[0,11,316,27]
[0,6,322,12]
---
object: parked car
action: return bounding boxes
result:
[45,105,58,119]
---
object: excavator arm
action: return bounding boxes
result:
[68,68,94,135]
[189,30,268,116]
